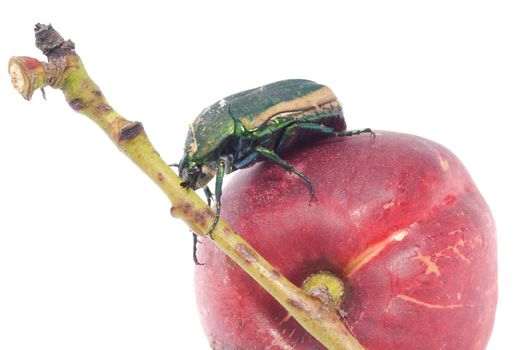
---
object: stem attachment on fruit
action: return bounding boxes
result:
[302,271,345,309]
[8,24,365,350]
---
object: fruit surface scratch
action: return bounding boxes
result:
[343,228,409,277]
[267,328,295,350]
[396,294,464,309]
[413,252,441,276]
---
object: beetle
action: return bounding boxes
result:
[176,79,372,263]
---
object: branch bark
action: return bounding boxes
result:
[8,24,365,350]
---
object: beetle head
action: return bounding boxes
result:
[178,155,214,190]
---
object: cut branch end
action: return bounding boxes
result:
[8,56,46,100]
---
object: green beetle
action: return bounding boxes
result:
[177,79,371,262]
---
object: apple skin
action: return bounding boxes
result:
[194,131,497,350]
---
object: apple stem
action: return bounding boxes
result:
[8,24,365,350]
[302,271,346,310]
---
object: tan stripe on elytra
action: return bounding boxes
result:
[242,86,338,130]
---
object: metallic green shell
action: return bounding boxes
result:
[184,79,335,159]
[183,99,236,160]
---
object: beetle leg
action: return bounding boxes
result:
[293,122,374,138]
[192,233,204,265]
[190,186,214,265]
[233,151,259,170]
[278,123,375,148]
[335,127,375,138]
[294,122,336,133]
[275,122,340,152]
[255,146,317,203]
[203,186,214,206]
[206,159,226,239]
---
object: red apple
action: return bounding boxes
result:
[194,131,497,349]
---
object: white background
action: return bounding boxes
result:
[1,1,525,349]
